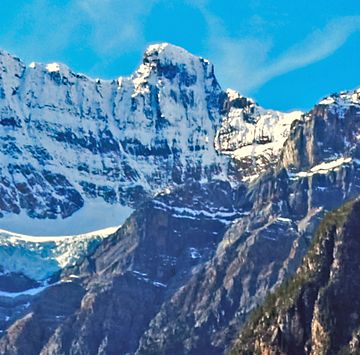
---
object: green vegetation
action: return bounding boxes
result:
[231,197,359,354]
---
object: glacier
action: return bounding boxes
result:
[0,226,118,280]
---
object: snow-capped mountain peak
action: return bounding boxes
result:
[319,87,360,106]
[0,43,306,235]
[0,43,227,235]
[144,43,208,67]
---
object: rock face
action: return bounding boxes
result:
[232,198,360,355]
[0,180,244,354]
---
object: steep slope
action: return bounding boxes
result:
[232,197,360,354]
[0,88,358,355]
[136,88,360,354]
[0,180,244,354]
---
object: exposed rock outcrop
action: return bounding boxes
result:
[232,198,360,354]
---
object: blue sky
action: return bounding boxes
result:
[0,0,359,111]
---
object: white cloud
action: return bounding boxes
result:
[196,6,360,95]
[0,0,82,55]
[248,16,360,92]
[0,0,158,68]
[76,0,159,55]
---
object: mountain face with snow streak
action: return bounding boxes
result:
[0,43,301,235]
[216,89,302,181]
[0,43,302,295]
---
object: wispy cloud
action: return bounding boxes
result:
[1,0,81,56]
[2,1,358,92]
[248,16,360,92]
[196,5,360,94]
[76,0,159,55]
[0,0,158,71]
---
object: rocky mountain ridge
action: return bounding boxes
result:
[232,197,360,354]
[135,87,360,354]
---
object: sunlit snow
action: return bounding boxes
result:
[46,62,60,72]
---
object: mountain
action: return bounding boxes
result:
[0,43,301,235]
[0,43,359,354]
[216,89,302,182]
[0,43,226,235]
[232,197,360,354]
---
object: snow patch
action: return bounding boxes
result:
[295,157,352,178]
[153,200,238,224]
[0,281,56,298]
[189,247,201,259]
[46,62,60,72]
[0,199,133,236]
[319,97,336,105]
